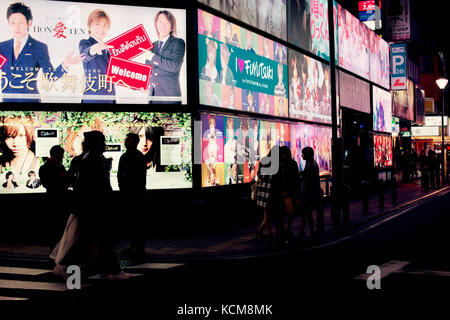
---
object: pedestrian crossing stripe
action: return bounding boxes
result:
[0,296,29,301]
[0,267,51,276]
[0,279,90,291]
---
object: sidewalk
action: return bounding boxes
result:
[0,178,448,262]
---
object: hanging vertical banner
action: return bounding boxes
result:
[387,0,411,41]
[390,43,407,90]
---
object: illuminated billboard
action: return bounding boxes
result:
[0,1,187,104]
[337,4,370,79]
[373,134,393,168]
[392,79,414,121]
[0,111,192,193]
[288,49,331,124]
[290,122,332,175]
[369,32,390,89]
[201,113,290,187]
[373,86,392,133]
[198,10,288,117]
[288,0,330,61]
[198,0,287,41]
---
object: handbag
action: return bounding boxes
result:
[50,213,80,264]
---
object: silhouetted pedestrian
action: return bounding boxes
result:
[428,150,436,189]
[256,152,274,241]
[271,145,299,246]
[419,150,428,190]
[39,145,69,248]
[118,133,147,262]
[432,150,441,188]
[56,131,130,280]
[411,150,419,179]
[298,147,321,241]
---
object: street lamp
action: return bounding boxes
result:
[436,77,448,185]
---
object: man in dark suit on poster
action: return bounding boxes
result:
[141,10,185,104]
[79,9,115,104]
[0,2,83,103]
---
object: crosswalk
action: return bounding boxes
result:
[0,260,185,302]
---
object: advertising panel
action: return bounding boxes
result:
[411,126,439,137]
[288,49,331,123]
[390,43,407,90]
[369,33,390,89]
[339,71,370,114]
[392,89,412,121]
[415,85,425,125]
[373,86,392,133]
[201,113,291,187]
[288,0,330,61]
[0,1,187,104]
[337,4,370,79]
[198,10,288,117]
[197,0,286,41]
[392,117,400,137]
[373,134,393,168]
[425,116,448,127]
[290,122,332,175]
[0,111,192,194]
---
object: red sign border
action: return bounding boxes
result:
[106,56,152,91]
[105,24,154,61]
[0,54,7,70]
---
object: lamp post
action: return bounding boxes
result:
[436,77,448,185]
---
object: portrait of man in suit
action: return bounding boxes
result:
[141,10,186,104]
[0,2,84,102]
[79,9,115,104]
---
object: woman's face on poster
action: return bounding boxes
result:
[227,122,234,139]
[5,124,28,156]
[157,14,172,39]
[246,33,252,49]
[225,23,232,38]
[228,89,235,106]
[209,122,216,135]
[207,47,216,65]
[205,14,213,33]
[278,64,283,82]
[89,17,110,41]
[232,164,237,178]
[247,93,254,109]
[208,138,218,162]
[137,127,152,155]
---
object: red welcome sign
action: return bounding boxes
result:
[106,57,152,91]
[0,54,7,69]
[105,24,154,61]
